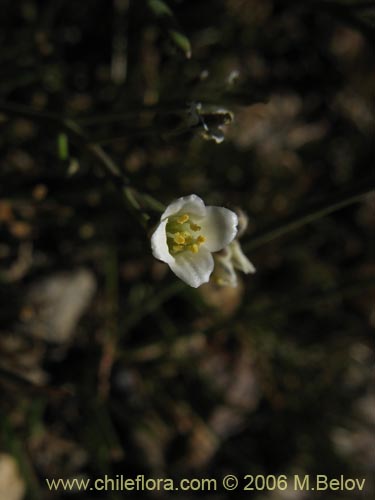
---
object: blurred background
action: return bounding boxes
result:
[0,0,374,498]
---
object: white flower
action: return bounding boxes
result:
[151,194,238,288]
[211,209,255,287]
[212,240,256,288]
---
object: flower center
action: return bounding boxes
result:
[166,213,206,255]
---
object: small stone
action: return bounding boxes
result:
[22,268,96,343]
[0,454,25,500]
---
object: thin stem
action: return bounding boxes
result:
[78,105,189,125]
[92,123,197,144]
[244,179,374,251]
[0,101,126,181]
[0,101,164,227]
[120,280,185,336]
[63,118,128,181]
[76,100,241,126]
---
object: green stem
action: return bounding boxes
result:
[244,179,374,251]
[0,101,165,227]
[120,280,185,336]
[78,105,189,125]
[76,101,236,127]
[0,101,126,180]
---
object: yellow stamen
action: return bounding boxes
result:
[167,213,206,255]
[177,214,189,224]
[173,232,185,244]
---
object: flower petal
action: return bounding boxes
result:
[199,207,238,252]
[230,240,256,273]
[212,254,238,287]
[170,246,214,288]
[151,219,174,264]
[161,194,206,220]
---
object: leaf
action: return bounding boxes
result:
[57,132,69,160]
[168,29,192,59]
[147,0,192,58]
[147,0,173,17]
